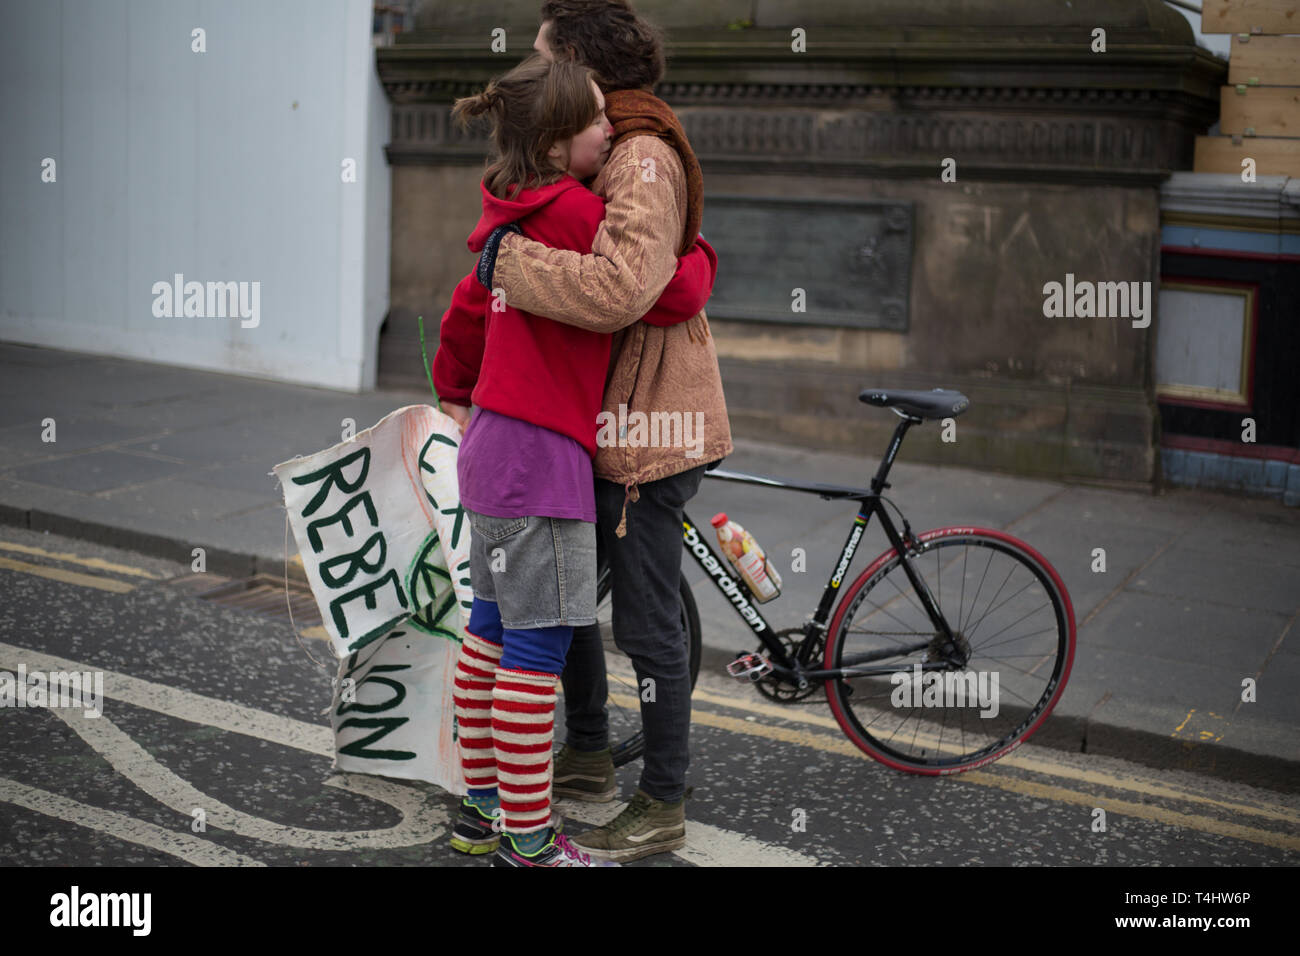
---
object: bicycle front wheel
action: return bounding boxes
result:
[824,527,1075,774]
[593,565,702,768]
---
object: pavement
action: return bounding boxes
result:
[1,341,1297,792]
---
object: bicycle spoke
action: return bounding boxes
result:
[980,651,1064,659]
[964,574,1036,645]
[986,680,1040,710]
[973,623,1060,655]
[908,706,923,756]
[883,567,930,621]
[936,699,947,757]
[959,545,994,636]
[971,655,1048,683]
[958,544,968,632]
[961,558,1017,642]
[936,546,941,619]
[877,704,921,746]
[1024,651,1056,678]
[851,595,926,646]
[857,699,901,731]
[967,594,1050,650]
[957,697,966,759]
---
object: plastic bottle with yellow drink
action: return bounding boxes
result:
[710,512,783,603]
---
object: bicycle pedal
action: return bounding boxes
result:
[727,653,773,681]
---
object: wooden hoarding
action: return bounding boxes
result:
[1228,35,1300,85]
[1219,85,1300,135]
[1194,134,1300,174]
[1202,1,1300,35]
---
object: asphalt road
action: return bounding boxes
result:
[0,526,1296,869]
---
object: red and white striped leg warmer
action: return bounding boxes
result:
[452,630,503,792]
[493,668,559,834]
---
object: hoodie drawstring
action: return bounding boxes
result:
[614,480,640,538]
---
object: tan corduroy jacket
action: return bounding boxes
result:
[493,134,733,508]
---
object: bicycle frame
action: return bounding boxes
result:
[684,412,958,689]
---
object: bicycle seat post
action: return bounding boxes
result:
[870,413,918,496]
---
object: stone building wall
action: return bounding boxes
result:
[378,0,1225,485]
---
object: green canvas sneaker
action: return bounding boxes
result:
[552,744,617,802]
[570,789,686,862]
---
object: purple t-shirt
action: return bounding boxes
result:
[458,407,596,522]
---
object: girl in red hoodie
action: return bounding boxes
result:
[432,54,713,867]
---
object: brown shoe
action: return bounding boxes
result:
[570,789,685,862]
[552,745,617,802]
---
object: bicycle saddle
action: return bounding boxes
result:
[858,388,970,420]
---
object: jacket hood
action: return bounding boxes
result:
[467,177,586,252]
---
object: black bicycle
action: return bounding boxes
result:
[592,388,1076,774]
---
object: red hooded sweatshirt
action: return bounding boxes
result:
[433,176,716,458]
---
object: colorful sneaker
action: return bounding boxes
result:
[449,800,562,855]
[552,744,617,802]
[570,789,685,862]
[492,828,618,867]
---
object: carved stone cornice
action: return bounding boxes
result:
[379,16,1225,184]
[378,41,1225,108]
[386,97,1211,184]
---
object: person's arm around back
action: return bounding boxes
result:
[432,270,489,433]
[490,137,684,333]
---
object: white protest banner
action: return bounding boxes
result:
[274,404,472,791]
[332,622,463,792]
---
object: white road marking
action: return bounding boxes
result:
[676,819,823,868]
[0,642,334,755]
[48,706,447,851]
[0,642,818,865]
[0,643,445,852]
[556,800,823,867]
[0,776,266,867]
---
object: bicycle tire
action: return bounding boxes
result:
[824,527,1075,774]
[591,564,702,768]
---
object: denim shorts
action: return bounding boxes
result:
[465,509,597,629]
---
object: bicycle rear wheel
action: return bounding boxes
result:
[588,563,702,768]
[824,527,1075,774]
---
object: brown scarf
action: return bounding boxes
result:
[603,89,703,257]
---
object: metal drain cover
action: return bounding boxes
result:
[175,572,323,627]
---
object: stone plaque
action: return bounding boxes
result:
[700,195,913,330]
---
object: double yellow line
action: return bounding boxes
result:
[0,539,332,641]
[610,684,1300,852]
[0,541,157,593]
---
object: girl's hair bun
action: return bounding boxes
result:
[452,85,500,124]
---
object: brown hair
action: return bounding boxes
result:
[451,54,600,200]
[540,0,665,92]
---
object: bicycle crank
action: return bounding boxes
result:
[754,629,823,703]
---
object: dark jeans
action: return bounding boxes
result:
[561,465,705,802]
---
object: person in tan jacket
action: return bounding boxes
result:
[450,0,732,863]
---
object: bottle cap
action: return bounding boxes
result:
[710,512,728,527]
